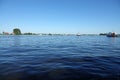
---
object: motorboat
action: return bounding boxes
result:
[76,33,80,36]
[106,32,118,37]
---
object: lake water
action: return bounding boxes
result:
[0,35,120,80]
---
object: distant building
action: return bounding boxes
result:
[3,32,9,35]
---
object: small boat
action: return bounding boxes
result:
[106,32,118,37]
[76,33,80,36]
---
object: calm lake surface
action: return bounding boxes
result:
[0,35,120,80]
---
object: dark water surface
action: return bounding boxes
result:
[0,35,120,80]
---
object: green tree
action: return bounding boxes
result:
[13,28,21,35]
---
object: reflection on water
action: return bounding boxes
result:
[13,36,21,47]
[0,35,120,80]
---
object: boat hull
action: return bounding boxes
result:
[107,35,118,37]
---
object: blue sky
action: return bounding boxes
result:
[0,0,120,34]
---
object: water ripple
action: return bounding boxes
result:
[0,35,120,80]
